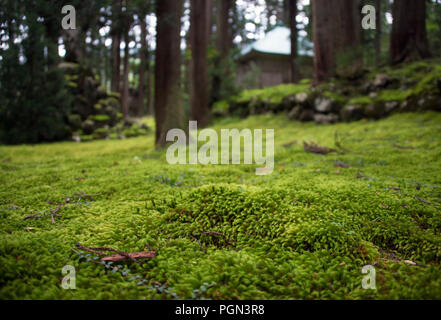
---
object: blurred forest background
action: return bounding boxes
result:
[0,0,440,145]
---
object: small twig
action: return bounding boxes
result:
[24,213,41,220]
[190,235,206,252]
[200,231,224,236]
[75,243,155,263]
[415,196,431,205]
[75,243,107,256]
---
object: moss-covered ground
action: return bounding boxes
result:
[1,112,441,299]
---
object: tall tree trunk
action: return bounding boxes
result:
[111,0,121,93]
[390,0,431,65]
[374,0,382,66]
[111,33,121,93]
[62,28,85,63]
[154,0,185,147]
[146,60,153,115]
[282,0,290,26]
[190,0,210,127]
[138,16,148,117]
[312,0,361,84]
[121,30,130,118]
[217,0,232,63]
[289,0,299,82]
[212,0,232,103]
[206,0,214,40]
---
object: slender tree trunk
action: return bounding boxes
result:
[390,0,431,65]
[289,0,299,82]
[146,60,153,115]
[62,28,85,63]
[186,12,194,114]
[312,0,361,84]
[138,16,148,117]
[111,32,121,93]
[121,30,130,118]
[206,0,214,40]
[217,0,232,62]
[374,0,382,66]
[111,0,122,93]
[190,0,210,127]
[154,0,185,147]
[212,0,232,103]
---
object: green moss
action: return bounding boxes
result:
[79,134,94,142]
[348,96,373,105]
[1,112,441,299]
[212,100,229,116]
[90,114,111,124]
[234,82,311,105]
[323,91,347,104]
[377,89,410,102]
[92,128,109,140]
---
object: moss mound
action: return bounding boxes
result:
[162,185,294,249]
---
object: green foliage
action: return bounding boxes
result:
[0,1,73,144]
[209,50,240,106]
[427,0,441,58]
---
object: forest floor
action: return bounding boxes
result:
[1,112,441,299]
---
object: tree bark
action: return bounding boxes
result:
[217,0,232,61]
[374,0,382,66]
[206,0,214,40]
[390,0,431,65]
[121,28,130,118]
[111,0,122,93]
[138,16,148,117]
[289,0,299,82]
[212,0,232,103]
[62,28,85,63]
[190,0,210,127]
[312,0,361,84]
[154,0,185,147]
